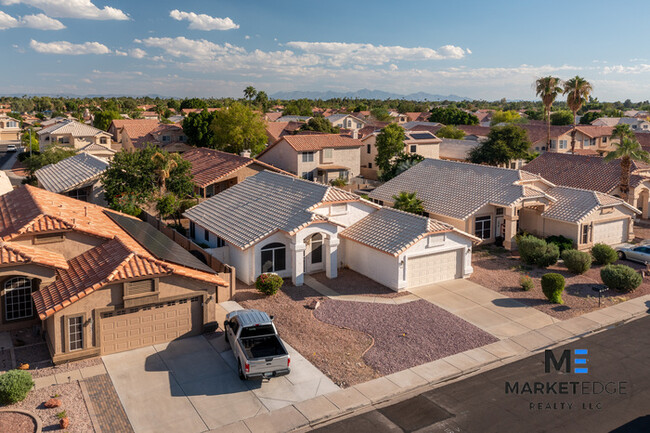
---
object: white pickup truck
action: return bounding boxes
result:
[224,309,291,380]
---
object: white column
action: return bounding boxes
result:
[325,237,339,279]
[503,207,519,250]
[463,246,474,277]
[290,241,305,286]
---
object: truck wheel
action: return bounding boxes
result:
[238,361,245,380]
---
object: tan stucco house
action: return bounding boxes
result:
[37,120,117,158]
[0,114,20,142]
[360,130,441,180]
[369,159,639,251]
[0,185,228,363]
[258,134,363,183]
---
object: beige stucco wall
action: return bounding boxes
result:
[258,139,298,174]
[11,231,104,261]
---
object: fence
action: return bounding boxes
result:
[140,211,236,301]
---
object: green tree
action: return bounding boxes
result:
[524,108,544,121]
[579,111,601,125]
[563,76,593,153]
[370,107,392,122]
[392,191,424,215]
[429,107,478,125]
[151,151,178,196]
[21,127,38,153]
[299,116,340,134]
[210,102,268,155]
[612,124,635,142]
[23,145,77,176]
[243,86,257,102]
[183,110,219,147]
[283,99,313,116]
[254,91,269,111]
[381,153,424,181]
[180,98,208,110]
[93,110,121,131]
[550,111,574,125]
[435,125,466,139]
[535,76,563,148]
[468,125,531,166]
[604,137,650,201]
[490,110,523,125]
[375,123,406,174]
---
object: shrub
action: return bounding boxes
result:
[520,275,534,291]
[537,243,560,268]
[546,235,574,254]
[517,235,546,265]
[591,243,618,265]
[255,273,283,295]
[0,370,34,404]
[541,273,565,304]
[600,265,642,293]
[329,178,347,187]
[561,249,592,274]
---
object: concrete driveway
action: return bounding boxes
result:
[103,335,339,433]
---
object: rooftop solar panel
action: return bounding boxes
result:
[409,133,435,140]
[105,210,216,274]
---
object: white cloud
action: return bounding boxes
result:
[169,9,238,31]
[137,37,245,60]
[1,0,129,20]
[244,35,250,40]
[29,39,112,55]
[603,64,650,75]
[114,49,127,56]
[129,48,146,59]
[0,10,64,29]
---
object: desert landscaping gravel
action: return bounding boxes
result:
[312,269,411,298]
[470,247,650,320]
[314,299,498,375]
[0,411,36,433]
[235,282,380,387]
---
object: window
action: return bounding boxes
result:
[33,232,65,244]
[541,146,546,151]
[323,148,333,159]
[368,162,372,169]
[216,236,226,248]
[67,188,88,202]
[302,152,314,162]
[124,279,155,296]
[4,277,33,321]
[68,316,83,351]
[162,135,171,142]
[7,121,17,128]
[179,135,187,142]
[510,162,517,169]
[474,216,491,239]
[550,139,556,148]
[367,144,371,154]
[535,147,540,151]
[582,224,590,244]
[302,171,314,181]
[99,137,107,144]
[310,233,323,263]
[189,221,196,239]
[495,208,504,216]
[410,145,417,153]
[204,228,209,241]
[559,140,568,149]
[261,243,286,273]
[603,137,608,143]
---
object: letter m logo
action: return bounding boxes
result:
[544,349,571,373]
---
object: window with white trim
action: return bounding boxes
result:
[581,224,590,244]
[68,316,83,351]
[474,216,491,239]
[302,152,314,162]
[261,243,286,273]
[4,277,33,321]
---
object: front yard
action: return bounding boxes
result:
[470,246,650,320]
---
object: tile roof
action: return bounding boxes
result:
[37,120,109,137]
[32,237,176,319]
[183,171,360,249]
[35,152,108,193]
[456,125,492,137]
[635,132,650,152]
[522,153,649,193]
[110,119,160,147]
[518,124,573,145]
[368,159,551,220]
[0,241,68,270]
[542,186,638,222]
[340,207,462,256]
[79,142,116,154]
[574,125,614,138]
[276,134,363,152]
[264,112,283,122]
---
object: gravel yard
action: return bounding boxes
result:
[0,411,36,433]
[314,299,497,375]
[470,247,650,320]
[8,382,94,433]
[234,281,380,387]
[311,269,411,298]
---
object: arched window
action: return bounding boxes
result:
[4,277,33,321]
[309,233,323,264]
[261,243,286,273]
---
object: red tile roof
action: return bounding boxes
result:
[265,121,302,143]
[264,112,283,122]
[270,134,363,153]
[110,119,160,147]
[181,108,221,115]
[0,241,68,270]
[574,125,614,138]
[456,125,492,137]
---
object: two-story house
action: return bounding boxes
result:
[325,114,368,131]
[37,120,117,158]
[108,119,161,150]
[360,130,441,179]
[0,114,20,141]
[592,117,650,132]
[257,134,363,183]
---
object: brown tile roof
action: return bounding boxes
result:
[635,132,650,151]
[405,112,429,122]
[522,152,649,193]
[181,108,221,115]
[518,124,573,145]
[456,125,492,137]
[110,119,160,147]
[275,134,363,152]
[0,241,68,270]
[264,112,283,122]
[574,125,614,138]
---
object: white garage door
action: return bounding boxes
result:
[593,219,627,245]
[406,249,461,288]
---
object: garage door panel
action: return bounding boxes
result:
[594,220,627,245]
[407,249,461,288]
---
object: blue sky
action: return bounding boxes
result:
[1,0,650,100]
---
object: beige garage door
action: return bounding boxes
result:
[593,219,627,246]
[100,296,203,355]
[406,249,461,288]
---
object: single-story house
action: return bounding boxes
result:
[368,159,640,251]
[523,152,650,218]
[0,185,229,363]
[34,152,109,204]
[181,147,290,198]
[184,171,477,291]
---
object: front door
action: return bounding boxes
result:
[495,216,505,238]
[305,233,325,273]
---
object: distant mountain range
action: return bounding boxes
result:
[270,89,471,102]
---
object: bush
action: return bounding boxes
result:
[517,235,547,265]
[255,273,283,295]
[546,235,574,254]
[561,249,592,274]
[0,370,34,404]
[591,243,618,265]
[541,273,565,304]
[329,178,347,187]
[600,265,642,293]
[537,243,560,268]
[520,275,533,291]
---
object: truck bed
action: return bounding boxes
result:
[240,335,287,359]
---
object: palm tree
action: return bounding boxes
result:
[151,151,178,196]
[534,76,563,149]
[392,191,424,215]
[563,76,593,154]
[604,137,650,201]
[612,124,635,143]
[243,86,257,102]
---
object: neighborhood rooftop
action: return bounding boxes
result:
[34,152,108,193]
[263,134,363,154]
[37,119,109,137]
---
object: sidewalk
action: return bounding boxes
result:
[32,363,108,389]
[214,294,650,433]
[304,275,419,305]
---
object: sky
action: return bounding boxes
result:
[1,0,650,101]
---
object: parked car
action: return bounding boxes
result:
[224,309,290,380]
[615,244,650,264]
[6,145,16,152]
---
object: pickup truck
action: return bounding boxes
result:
[224,309,290,380]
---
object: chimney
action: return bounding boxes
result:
[240,149,251,158]
[352,129,359,139]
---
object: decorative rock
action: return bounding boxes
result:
[307,300,320,310]
[59,417,69,429]
[45,398,61,408]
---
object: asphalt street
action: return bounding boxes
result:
[314,314,650,433]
